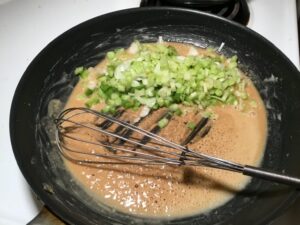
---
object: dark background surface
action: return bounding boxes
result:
[272,198,300,224]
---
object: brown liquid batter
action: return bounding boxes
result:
[63,42,267,218]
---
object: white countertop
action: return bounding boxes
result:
[0,0,298,224]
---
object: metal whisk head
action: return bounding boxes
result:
[54,107,244,173]
[54,107,300,188]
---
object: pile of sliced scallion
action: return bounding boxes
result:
[75,41,248,114]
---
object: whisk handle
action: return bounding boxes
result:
[243,165,300,188]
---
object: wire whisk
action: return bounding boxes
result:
[55,107,300,188]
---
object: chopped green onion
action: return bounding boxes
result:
[75,41,248,111]
[169,104,179,112]
[158,118,169,128]
[84,88,94,97]
[107,51,115,60]
[85,97,99,108]
[187,122,196,130]
[75,67,89,79]
[74,66,84,75]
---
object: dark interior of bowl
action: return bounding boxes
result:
[9,7,300,225]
